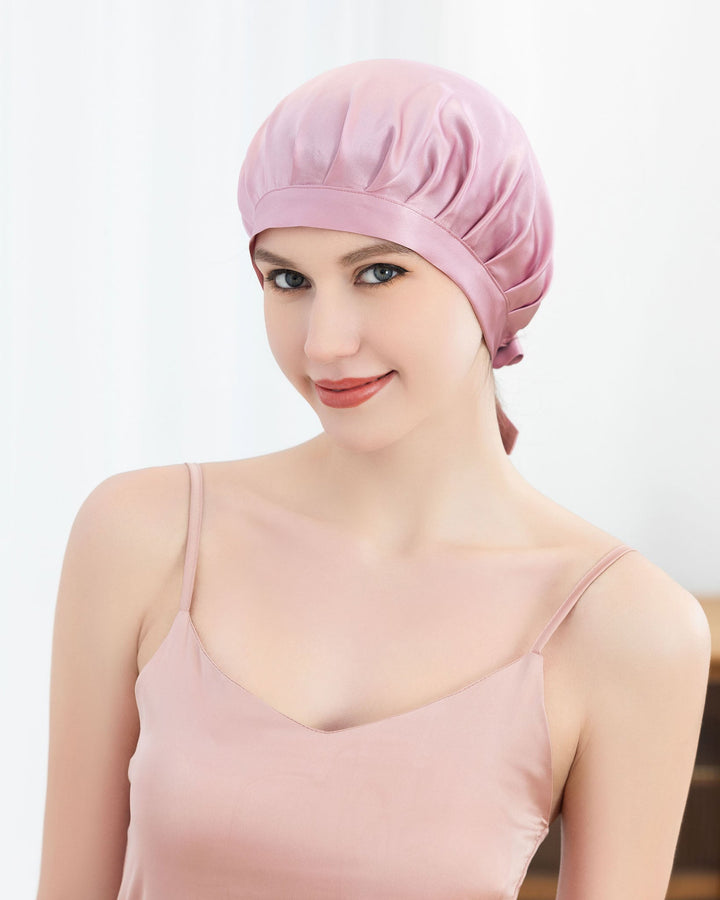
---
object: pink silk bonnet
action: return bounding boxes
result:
[237,58,554,453]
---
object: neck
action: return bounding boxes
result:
[303,388,538,558]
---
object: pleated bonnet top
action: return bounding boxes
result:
[116,462,636,899]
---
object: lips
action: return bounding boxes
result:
[314,372,393,391]
[314,370,395,408]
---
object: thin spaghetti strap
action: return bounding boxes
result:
[531,543,637,654]
[179,462,204,614]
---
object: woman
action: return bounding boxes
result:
[37,59,710,899]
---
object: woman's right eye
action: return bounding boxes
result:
[265,269,307,291]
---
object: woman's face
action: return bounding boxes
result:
[253,226,491,452]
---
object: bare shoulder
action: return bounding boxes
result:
[562,546,713,799]
[62,461,201,650]
[76,463,192,602]
[524,488,711,669]
[85,460,191,530]
[567,548,711,685]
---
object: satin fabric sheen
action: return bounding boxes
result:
[237,59,554,376]
[116,463,635,899]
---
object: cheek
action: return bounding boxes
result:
[263,296,300,372]
[397,288,482,377]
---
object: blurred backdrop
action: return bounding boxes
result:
[2,0,719,895]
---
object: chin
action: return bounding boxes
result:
[316,413,415,456]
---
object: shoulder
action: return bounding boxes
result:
[574,549,710,674]
[75,451,296,554]
[529,491,710,673]
[66,462,196,626]
[74,462,191,562]
[567,548,711,739]
[73,455,277,591]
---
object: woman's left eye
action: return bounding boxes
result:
[357,263,406,285]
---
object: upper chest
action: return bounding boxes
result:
[135,460,611,823]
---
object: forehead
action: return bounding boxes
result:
[253,227,422,267]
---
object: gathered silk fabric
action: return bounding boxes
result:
[117,463,636,899]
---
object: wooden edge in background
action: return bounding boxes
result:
[697,597,720,681]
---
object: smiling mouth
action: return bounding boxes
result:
[315,372,394,391]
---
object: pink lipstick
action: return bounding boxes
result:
[314,371,396,408]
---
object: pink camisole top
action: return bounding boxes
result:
[116,461,637,899]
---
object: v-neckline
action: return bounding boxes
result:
[183,610,542,736]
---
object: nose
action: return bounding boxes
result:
[303,286,362,363]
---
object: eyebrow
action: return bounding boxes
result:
[253,240,417,270]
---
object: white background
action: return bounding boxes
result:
[2,0,719,895]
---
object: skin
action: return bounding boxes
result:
[36,226,711,899]
[256,226,532,553]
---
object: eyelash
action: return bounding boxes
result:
[262,263,408,293]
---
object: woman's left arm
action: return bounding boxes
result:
[556,554,712,899]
